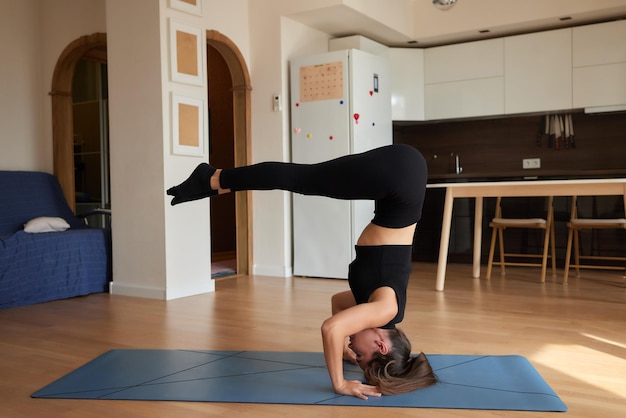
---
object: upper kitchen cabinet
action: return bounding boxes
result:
[504,29,572,114]
[389,48,425,121]
[425,38,504,84]
[573,20,626,109]
[424,38,504,120]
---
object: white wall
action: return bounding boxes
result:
[107,0,252,299]
[39,0,107,172]
[246,1,331,277]
[0,0,43,171]
[344,0,414,37]
[105,0,172,299]
[164,0,250,296]
[162,0,250,297]
[204,0,250,57]
[0,0,106,172]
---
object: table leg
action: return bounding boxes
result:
[473,197,483,278]
[623,186,626,219]
[436,188,453,291]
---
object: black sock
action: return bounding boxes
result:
[167,163,217,205]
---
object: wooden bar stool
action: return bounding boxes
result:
[486,196,556,282]
[563,195,626,284]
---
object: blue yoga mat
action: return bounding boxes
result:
[32,350,567,411]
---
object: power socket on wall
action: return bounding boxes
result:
[522,158,541,169]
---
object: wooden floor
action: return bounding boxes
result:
[1,263,625,417]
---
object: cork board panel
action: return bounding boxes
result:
[178,102,199,147]
[176,30,199,76]
[170,20,203,85]
[171,93,205,156]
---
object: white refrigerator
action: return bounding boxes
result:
[290,49,392,279]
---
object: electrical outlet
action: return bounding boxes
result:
[522,158,541,169]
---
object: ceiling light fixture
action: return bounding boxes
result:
[433,0,458,11]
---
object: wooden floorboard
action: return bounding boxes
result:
[1,263,625,417]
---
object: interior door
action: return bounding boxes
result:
[207,44,237,278]
[72,59,110,227]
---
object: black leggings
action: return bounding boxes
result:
[220,144,427,228]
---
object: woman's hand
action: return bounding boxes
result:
[335,379,382,400]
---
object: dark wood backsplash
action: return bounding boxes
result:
[394,111,626,179]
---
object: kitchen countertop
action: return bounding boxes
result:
[428,169,626,183]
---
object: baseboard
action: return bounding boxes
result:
[166,281,215,300]
[109,280,216,300]
[252,264,293,278]
[109,282,166,300]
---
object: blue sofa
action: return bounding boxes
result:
[0,171,111,309]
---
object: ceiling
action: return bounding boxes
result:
[288,1,626,48]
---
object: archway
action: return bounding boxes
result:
[51,31,252,275]
[50,32,107,211]
[206,30,252,276]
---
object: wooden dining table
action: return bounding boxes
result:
[427,178,626,291]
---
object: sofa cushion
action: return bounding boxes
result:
[23,217,71,233]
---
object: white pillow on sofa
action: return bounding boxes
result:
[24,217,70,233]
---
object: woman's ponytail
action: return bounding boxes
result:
[363,328,437,395]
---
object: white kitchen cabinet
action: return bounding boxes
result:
[425,77,504,120]
[424,38,504,119]
[573,20,626,109]
[574,63,626,108]
[573,20,626,67]
[389,48,425,120]
[389,21,626,122]
[504,29,572,114]
[425,38,504,84]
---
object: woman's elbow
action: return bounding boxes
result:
[320,317,333,336]
[321,317,340,340]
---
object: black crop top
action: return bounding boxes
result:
[347,245,413,329]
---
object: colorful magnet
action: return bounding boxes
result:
[369,91,373,96]
[353,113,360,124]
[329,136,334,140]
[340,100,344,105]
[307,133,312,139]
[294,128,301,134]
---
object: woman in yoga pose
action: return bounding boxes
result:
[167,144,437,400]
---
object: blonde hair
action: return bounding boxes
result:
[363,328,437,395]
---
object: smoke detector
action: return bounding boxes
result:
[433,0,458,11]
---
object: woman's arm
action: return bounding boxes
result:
[331,291,358,363]
[321,287,397,399]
